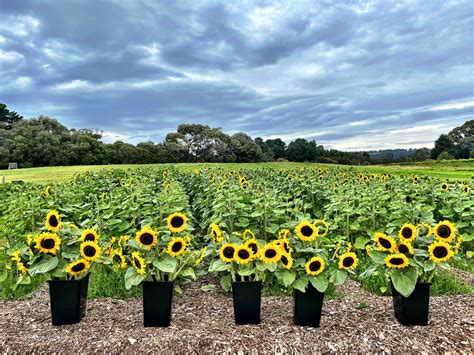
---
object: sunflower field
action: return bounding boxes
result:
[0,166,473,299]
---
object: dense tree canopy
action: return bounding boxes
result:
[0,103,471,169]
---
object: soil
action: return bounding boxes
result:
[1,278,472,353]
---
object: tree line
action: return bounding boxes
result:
[0,103,472,168]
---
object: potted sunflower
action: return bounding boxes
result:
[208,226,278,324]
[363,220,463,326]
[10,211,103,325]
[123,212,204,327]
[274,221,357,327]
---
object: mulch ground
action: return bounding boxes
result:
[1,279,472,353]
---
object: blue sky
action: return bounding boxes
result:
[1,0,473,150]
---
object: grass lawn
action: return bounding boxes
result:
[0,159,473,184]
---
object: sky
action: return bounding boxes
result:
[1,0,473,151]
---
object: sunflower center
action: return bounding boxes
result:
[281,255,289,266]
[265,249,277,258]
[401,228,412,239]
[41,238,55,250]
[133,257,142,269]
[84,233,95,242]
[301,225,314,237]
[171,216,184,228]
[83,246,97,257]
[390,257,404,265]
[398,244,409,254]
[309,260,321,272]
[172,241,183,252]
[433,246,448,258]
[140,233,154,245]
[379,238,392,249]
[49,215,59,227]
[238,249,250,260]
[71,263,85,272]
[442,184,447,189]
[248,243,258,254]
[342,257,354,267]
[283,242,290,253]
[223,246,235,258]
[437,226,451,238]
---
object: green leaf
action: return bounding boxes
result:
[220,274,232,291]
[282,270,296,287]
[174,284,183,294]
[293,278,308,293]
[237,268,255,276]
[354,236,370,249]
[333,269,347,286]
[0,271,8,282]
[181,268,196,280]
[391,267,418,297]
[18,274,31,285]
[209,259,228,272]
[153,255,178,273]
[29,256,59,276]
[309,275,329,293]
[201,284,216,292]
[124,267,145,290]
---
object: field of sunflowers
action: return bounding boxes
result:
[1,166,472,299]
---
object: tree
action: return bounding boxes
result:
[0,103,23,130]
[448,120,473,159]
[431,134,456,159]
[437,151,454,160]
[286,138,319,162]
[412,148,431,161]
[230,133,263,162]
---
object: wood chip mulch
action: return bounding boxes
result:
[0,279,473,353]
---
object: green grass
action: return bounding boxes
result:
[1,159,473,184]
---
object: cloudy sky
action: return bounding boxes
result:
[1,0,473,150]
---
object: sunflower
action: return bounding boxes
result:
[278,229,290,239]
[242,229,255,239]
[338,252,359,270]
[440,182,449,191]
[314,219,329,237]
[135,226,158,249]
[45,210,62,232]
[305,256,325,276]
[374,232,396,252]
[80,241,101,262]
[112,249,127,269]
[35,232,61,255]
[417,223,432,237]
[428,241,454,263]
[463,185,471,194]
[396,241,414,255]
[167,212,188,233]
[195,246,207,266]
[244,238,260,257]
[239,176,247,185]
[295,221,318,242]
[234,245,253,265]
[80,228,99,243]
[131,251,146,275]
[412,175,420,183]
[280,252,294,270]
[167,237,187,257]
[384,253,409,269]
[398,224,417,243]
[260,244,281,263]
[433,221,456,243]
[210,223,223,244]
[220,243,237,262]
[240,180,250,190]
[16,261,28,273]
[275,237,292,254]
[65,259,90,277]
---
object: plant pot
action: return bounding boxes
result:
[391,282,430,326]
[294,284,325,327]
[232,281,261,325]
[142,281,174,327]
[48,273,90,326]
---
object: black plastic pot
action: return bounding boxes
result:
[392,282,430,326]
[294,284,325,327]
[142,281,174,327]
[232,281,261,325]
[48,273,90,326]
